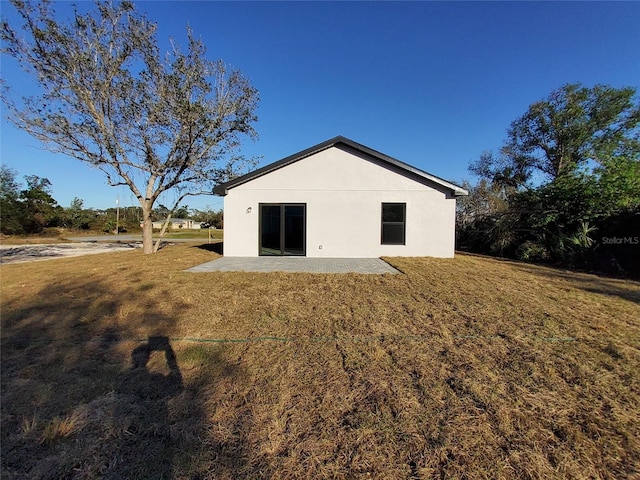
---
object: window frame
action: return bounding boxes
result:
[381,202,406,245]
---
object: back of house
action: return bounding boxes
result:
[214,136,467,258]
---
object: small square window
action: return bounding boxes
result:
[381,203,406,245]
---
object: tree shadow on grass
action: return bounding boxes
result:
[510,262,640,305]
[192,241,223,255]
[0,277,249,479]
[459,252,640,304]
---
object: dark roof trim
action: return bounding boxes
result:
[213,136,468,196]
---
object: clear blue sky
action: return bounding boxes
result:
[1,1,639,211]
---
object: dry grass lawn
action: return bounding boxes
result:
[1,244,639,479]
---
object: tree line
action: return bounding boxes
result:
[457,83,640,278]
[0,166,222,235]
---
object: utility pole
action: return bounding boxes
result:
[115,195,120,235]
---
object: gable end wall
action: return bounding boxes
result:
[223,146,457,258]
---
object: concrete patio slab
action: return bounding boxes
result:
[186,257,400,274]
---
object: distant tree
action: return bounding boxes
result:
[456,178,517,255]
[211,210,223,229]
[61,197,95,230]
[152,204,171,221]
[173,205,190,219]
[0,165,23,234]
[471,84,640,188]
[191,208,223,228]
[2,0,258,253]
[456,179,509,228]
[20,175,61,233]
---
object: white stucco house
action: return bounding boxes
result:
[213,136,468,258]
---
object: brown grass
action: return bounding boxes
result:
[1,245,639,479]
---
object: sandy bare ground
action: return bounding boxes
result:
[0,242,141,264]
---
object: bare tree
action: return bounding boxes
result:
[1,0,259,253]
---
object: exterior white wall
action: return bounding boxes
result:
[223,146,458,258]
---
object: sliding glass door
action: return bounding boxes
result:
[259,204,306,256]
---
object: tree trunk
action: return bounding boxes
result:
[141,207,154,254]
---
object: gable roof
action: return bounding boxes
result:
[213,136,468,196]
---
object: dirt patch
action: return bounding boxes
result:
[0,242,141,264]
